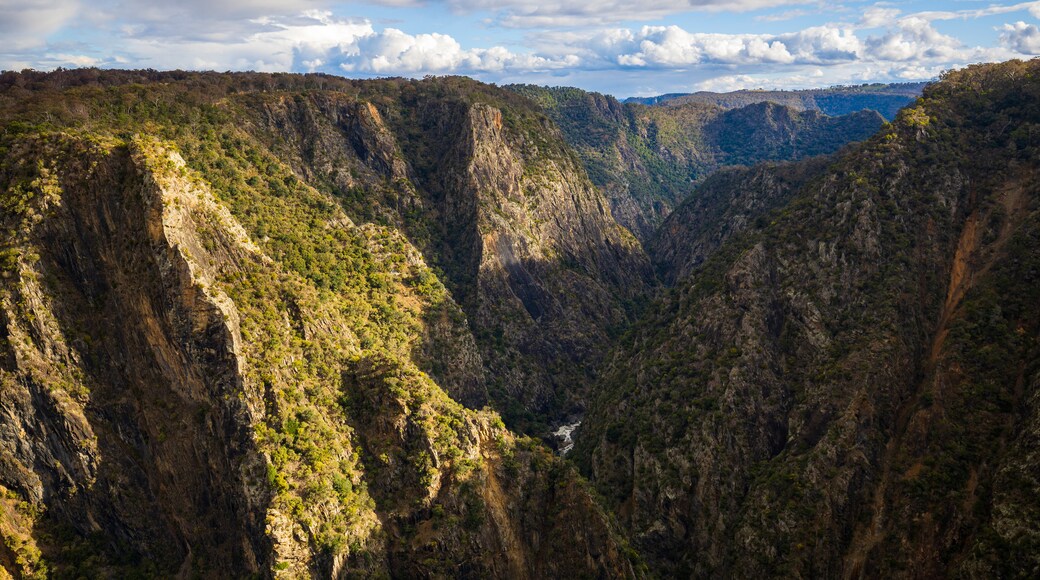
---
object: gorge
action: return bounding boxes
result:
[0,59,1038,578]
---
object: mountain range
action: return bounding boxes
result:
[0,60,1037,578]
[623,82,927,121]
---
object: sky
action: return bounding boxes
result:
[2,0,1040,97]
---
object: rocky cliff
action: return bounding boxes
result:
[2,60,1039,579]
[231,79,652,431]
[0,71,641,577]
[575,59,1040,578]
[651,155,832,284]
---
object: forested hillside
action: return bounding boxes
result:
[625,82,926,120]
[0,69,644,577]
[1,59,1037,578]
[575,59,1040,579]
[509,84,884,240]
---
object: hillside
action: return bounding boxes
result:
[2,60,1039,579]
[509,84,884,241]
[575,60,1040,578]
[650,155,832,284]
[626,82,927,120]
[0,70,644,577]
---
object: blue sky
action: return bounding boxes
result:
[2,0,1039,96]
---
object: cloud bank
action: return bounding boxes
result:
[1001,21,1040,54]
[2,0,1039,95]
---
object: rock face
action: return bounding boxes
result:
[0,72,640,577]
[509,84,886,241]
[575,60,1040,578]
[235,80,653,429]
[1,136,269,575]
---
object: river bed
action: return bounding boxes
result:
[552,421,581,455]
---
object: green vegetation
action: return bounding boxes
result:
[625,81,927,120]
[2,60,1038,579]
[0,69,642,577]
[507,83,884,240]
[574,59,1040,577]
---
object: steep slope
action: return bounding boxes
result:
[1,70,653,432]
[575,59,1040,578]
[626,82,927,120]
[705,103,879,167]
[223,78,653,431]
[651,155,832,284]
[0,72,641,577]
[509,84,884,241]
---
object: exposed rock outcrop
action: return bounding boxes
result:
[237,81,653,429]
[0,80,640,576]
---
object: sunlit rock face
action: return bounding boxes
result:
[0,71,642,578]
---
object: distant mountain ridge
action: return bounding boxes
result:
[508,84,885,241]
[625,82,928,120]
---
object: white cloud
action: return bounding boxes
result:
[1000,21,1040,54]
[337,28,575,73]
[693,67,830,91]
[452,0,808,28]
[866,16,961,62]
[352,30,467,72]
[1,0,1035,97]
[107,11,577,75]
[781,25,862,62]
[908,1,1040,23]
[859,7,901,29]
[363,0,1040,29]
[119,0,328,21]
[226,12,1017,84]
[46,53,101,67]
[688,60,953,95]
[888,63,949,80]
[694,74,763,91]
[563,24,861,69]
[0,0,79,49]
[746,38,797,63]
[108,11,372,71]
